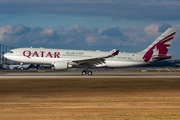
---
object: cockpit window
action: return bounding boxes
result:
[8,51,13,53]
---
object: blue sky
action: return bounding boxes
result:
[0,0,180,58]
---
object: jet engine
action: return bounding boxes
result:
[53,61,73,70]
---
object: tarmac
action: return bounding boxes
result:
[0,69,180,78]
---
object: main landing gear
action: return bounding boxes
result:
[82,70,92,76]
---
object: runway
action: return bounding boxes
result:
[1,75,180,78]
[1,69,180,78]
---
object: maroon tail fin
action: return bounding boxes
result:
[141,28,176,62]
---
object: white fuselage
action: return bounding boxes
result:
[4,47,149,68]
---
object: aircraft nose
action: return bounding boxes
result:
[4,53,9,59]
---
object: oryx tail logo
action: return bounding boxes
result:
[143,31,176,62]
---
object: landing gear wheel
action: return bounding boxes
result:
[82,70,87,76]
[88,71,92,76]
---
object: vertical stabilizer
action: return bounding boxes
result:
[140,28,176,62]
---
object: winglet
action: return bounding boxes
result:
[112,50,119,56]
[109,50,119,57]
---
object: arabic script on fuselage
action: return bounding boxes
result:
[66,51,83,55]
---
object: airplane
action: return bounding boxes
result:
[4,28,176,75]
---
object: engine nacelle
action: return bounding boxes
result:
[53,61,72,70]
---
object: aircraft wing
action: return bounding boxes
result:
[71,50,119,66]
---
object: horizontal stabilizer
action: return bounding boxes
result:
[152,55,172,61]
